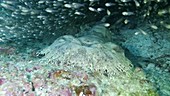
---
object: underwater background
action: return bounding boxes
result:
[0,0,170,96]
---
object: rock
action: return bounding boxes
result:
[39,24,157,95]
[122,28,170,59]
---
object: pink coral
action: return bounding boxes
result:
[57,87,72,96]
[0,78,5,85]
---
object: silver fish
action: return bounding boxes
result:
[72,3,85,9]
[88,7,99,13]
[74,11,85,15]
[45,8,57,13]
[97,8,105,12]
[122,11,134,16]
[64,4,72,8]
[2,0,18,5]
[0,3,16,11]
[121,0,132,3]
[105,3,116,7]
[134,0,140,7]
[38,0,46,4]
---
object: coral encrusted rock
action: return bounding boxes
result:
[39,24,158,96]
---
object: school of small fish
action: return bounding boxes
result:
[0,0,169,42]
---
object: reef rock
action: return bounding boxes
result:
[39,24,157,96]
[122,27,170,59]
